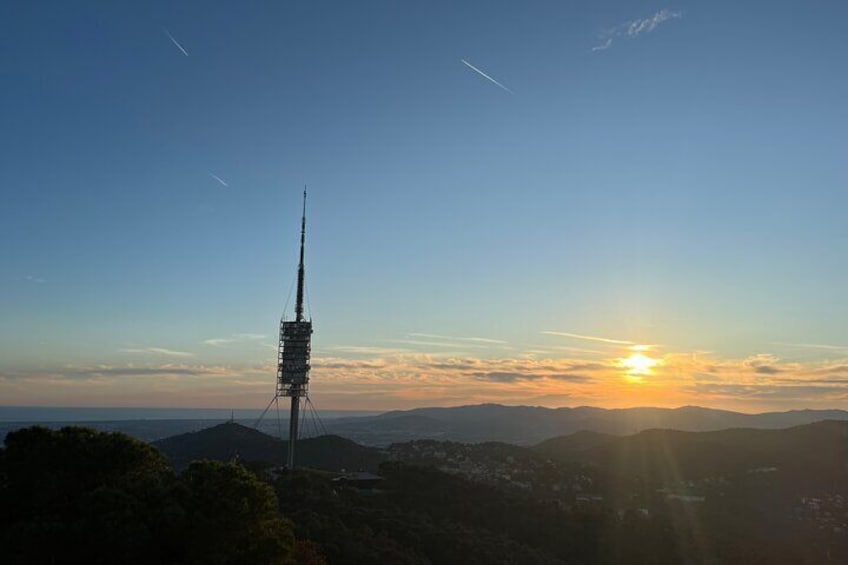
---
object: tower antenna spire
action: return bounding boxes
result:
[295,187,307,322]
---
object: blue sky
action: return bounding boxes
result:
[1,1,846,410]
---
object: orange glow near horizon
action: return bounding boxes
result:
[4,344,848,413]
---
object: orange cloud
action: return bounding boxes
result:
[2,349,847,412]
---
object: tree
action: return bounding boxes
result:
[293,540,329,565]
[0,425,176,564]
[180,460,295,565]
[0,426,295,565]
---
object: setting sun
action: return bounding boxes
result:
[620,351,659,379]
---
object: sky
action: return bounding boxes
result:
[1,0,847,412]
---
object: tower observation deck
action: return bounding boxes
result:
[276,189,313,468]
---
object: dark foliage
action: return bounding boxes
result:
[3,422,847,564]
[0,426,294,565]
[275,459,848,565]
[274,462,679,565]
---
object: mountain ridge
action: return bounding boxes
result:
[325,403,848,445]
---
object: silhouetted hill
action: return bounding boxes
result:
[7,404,846,448]
[154,422,384,472]
[533,430,617,453]
[534,420,848,488]
[326,403,848,445]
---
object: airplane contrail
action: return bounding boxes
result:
[461,59,513,94]
[541,331,632,345]
[208,172,229,187]
[164,29,189,57]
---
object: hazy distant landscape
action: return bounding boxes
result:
[0,406,380,442]
[5,403,847,445]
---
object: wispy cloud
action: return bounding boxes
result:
[683,382,848,401]
[0,363,274,408]
[389,338,489,350]
[208,172,229,187]
[541,331,632,345]
[547,345,608,355]
[774,342,848,352]
[309,355,611,391]
[591,38,613,52]
[203,333,266,347]
[24,275,46,284]
[461,59,514,94]
[119,347,194,358]
[204,339,234,346]
[471,371,592,383]
[70,365,215,378]
[409,332,508,345]
[325,345,411,356]
[592,9,683,52]
[626,9,683,37]
[164,29,189,57]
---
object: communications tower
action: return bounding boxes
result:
[276,189,313,468]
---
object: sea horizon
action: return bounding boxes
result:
[0,405,383,423]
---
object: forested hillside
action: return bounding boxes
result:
[4,423,847,564]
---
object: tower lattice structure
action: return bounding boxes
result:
[276,189,313,469]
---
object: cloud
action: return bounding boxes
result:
[409,332,508,345]
[472,371,541,383]
[119,347,194,358]
[591,38,612,52]
[204,338,234,346]
[313,359,388,370]
[626,9,683,37]
[773,342,848,352]
[67,365,218,378]
[547,345,608,355]
[660,352,848,408]
[814,365,848,376]
[592,9,683,52]
[0,364,237,385]
[772,377,848,385]
[743,354,784,375]
[6,340,848,411]
[541,331,632,345]
[308,355,609,389]
[388,338,489,350]
[684,382,848,401]
[24,275,46,283]
[472,371,592,383]
[203,333,267,347]
[0,362,276,408]
[563,362,608,371]
[324,346,411,356]
[234,333,265,340]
